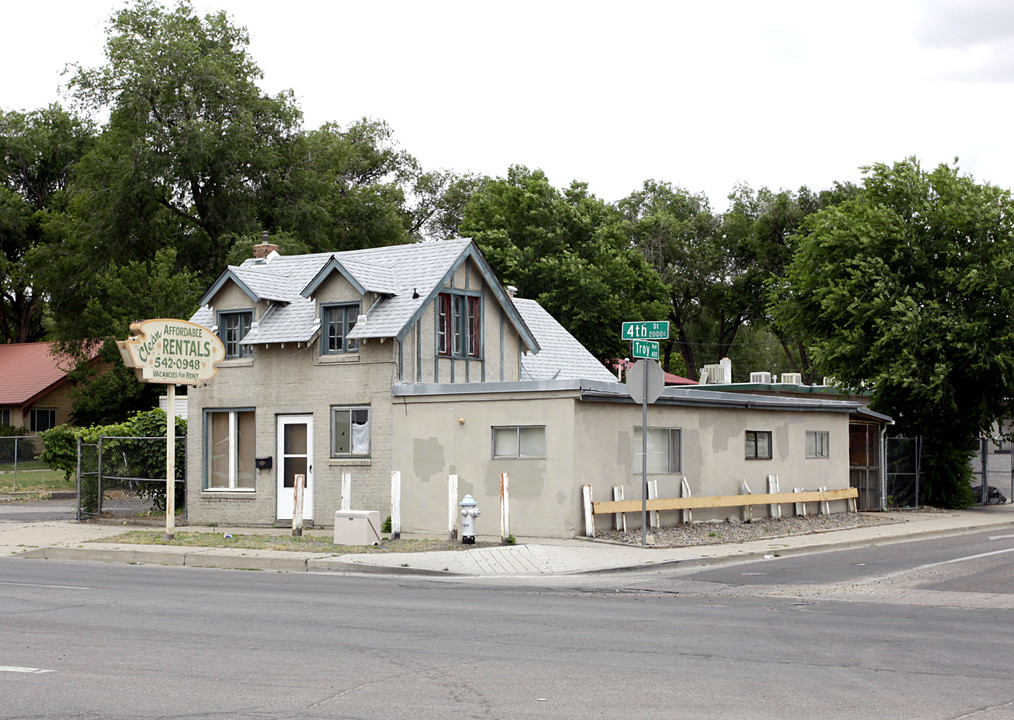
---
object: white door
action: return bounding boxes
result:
[276,415,314,521]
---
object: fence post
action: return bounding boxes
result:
[768,475,781,519]
[583,484,595,538]
[292,473,305,537]
[680,477,692,525]
[500,472,510,544]
[612,486,625,531]
[390,470,401,540]
[648,479,659,529]
[448,474,458,541]
[12,436,18,493]
[740,480,752,522]
[76,436,82,521]
[97,436,104,517]
[340,471,351,511]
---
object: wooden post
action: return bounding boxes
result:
[819,486,830,515]
[165,384,175,541]
[648,479,659,528]
[390,470,401,539]
[680,476,692,524]
[740,480,752,522]
[500,472,511,544]
[768,475,781,519]
[448,474,458,541]
[612,486,626,531]
[292,473,305,537]
[340,471,351,511]
[583,484,595,538]
[794,488,807,517]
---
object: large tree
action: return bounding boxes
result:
[460,166,666,361]
[63,0,301,276]
[771,158,1014,507]
[0,105,95,343]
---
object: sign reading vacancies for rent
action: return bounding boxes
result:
[117,318,225,385]
[621,320,669,341]
[630,339,660,360]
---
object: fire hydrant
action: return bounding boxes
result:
[460,494,481,544]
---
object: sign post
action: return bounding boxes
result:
[623,321,669,547]
[118,319,225,540]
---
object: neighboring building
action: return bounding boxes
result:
[186,238,891,537]
[0,342,92,432]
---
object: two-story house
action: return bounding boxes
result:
[187,237,889,538]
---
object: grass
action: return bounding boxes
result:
[90,530,498,554]
[0,466,73,496]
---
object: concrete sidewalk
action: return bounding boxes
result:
[4,505,1014,577]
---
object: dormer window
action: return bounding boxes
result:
[218,310,253,359]
[321,302,360,354]
[438,292,480,358]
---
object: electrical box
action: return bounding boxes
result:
[334,510,382,546]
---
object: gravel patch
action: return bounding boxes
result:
[596,512,897,547]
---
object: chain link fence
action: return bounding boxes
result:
[0,435,47,493]
[78,436,186,521]
[884,435,1013,508]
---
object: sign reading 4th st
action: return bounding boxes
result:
[621,321,669,341]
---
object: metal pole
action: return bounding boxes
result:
[76,436,82,521]
[12,437,17,492]
[641,363,648,548]
[165,384,175,540]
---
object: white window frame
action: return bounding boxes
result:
[205,409,256,490]
[492,426,546,459]
[806,430,830,459]
[633,427,681,474]
[331,406,371,457]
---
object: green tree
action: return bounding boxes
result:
[460,166,666,361]
[0,105,95,342]
[64,0,301,277]
[771,158,1014,507]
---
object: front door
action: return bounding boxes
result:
[277,415,314,522]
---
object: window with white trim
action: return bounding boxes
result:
[492,426,546,458]
[29,408,56,433]
[321,302,360,354]
[806,430,830,459]
[331,406,370,457]
[746,430,772,460]
[633,427,681,473]
[206,409,255,489]
[218,310,253,359]
[437,292,480,358]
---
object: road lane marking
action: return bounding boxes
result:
[0,581,90,590]
[913,547,1014,572]
[988,534,1014,541]
[0,666,54,674]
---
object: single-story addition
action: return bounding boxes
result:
[186,237,892,538]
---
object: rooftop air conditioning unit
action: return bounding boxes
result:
[702,363,729,384]
[750,372,772,383]
[781,372,803,385]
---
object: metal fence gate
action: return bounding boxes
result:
[884,435,1013,508]
[77,435,186,521]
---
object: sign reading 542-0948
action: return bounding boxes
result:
[621,321,669,341]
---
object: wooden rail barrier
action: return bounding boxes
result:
[584,486,858,538]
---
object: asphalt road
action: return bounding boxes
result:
[3,529,1014,719]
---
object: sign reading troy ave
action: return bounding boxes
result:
[117,318,225,385]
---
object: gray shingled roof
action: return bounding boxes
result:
[515,298,616,383]
[189,239,538,353]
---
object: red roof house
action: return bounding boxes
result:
[0,342,92,432]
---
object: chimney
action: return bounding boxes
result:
[253,231,279,259]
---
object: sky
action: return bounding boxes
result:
[4,0,1014,211]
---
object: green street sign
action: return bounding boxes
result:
[621,321,669,341]
[631,339,659,360]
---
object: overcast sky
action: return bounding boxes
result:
[4,0,1014,210]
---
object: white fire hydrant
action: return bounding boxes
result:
[460,494,481,545]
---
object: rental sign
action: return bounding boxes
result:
[117,318,225,385]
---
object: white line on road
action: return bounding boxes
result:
[988,534,1014,541]
[0,666,54,674]
[0,581,90,590]
[913,547,1014,572]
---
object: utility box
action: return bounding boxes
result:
[334,510,382,546]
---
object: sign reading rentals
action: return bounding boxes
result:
[117,318,225,385]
